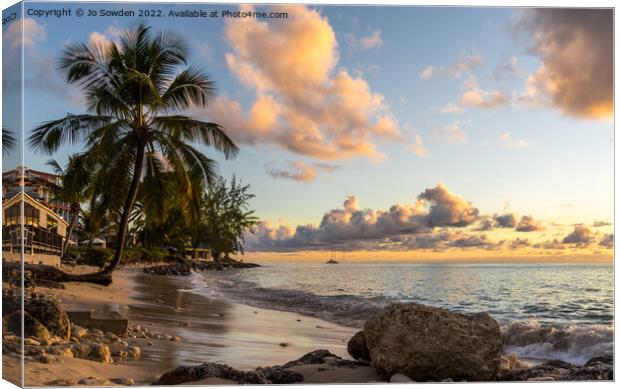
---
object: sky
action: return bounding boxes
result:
[2,2,614,261]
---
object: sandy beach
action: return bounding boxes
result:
[3,266,379,386]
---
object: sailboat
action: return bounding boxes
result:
[325,247,339,264]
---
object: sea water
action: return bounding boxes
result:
[186,262,613,365]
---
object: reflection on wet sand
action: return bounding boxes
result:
[123,273,355,371]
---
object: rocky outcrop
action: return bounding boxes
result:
[143,260,261,276]
[255,366,304,384]
[497,355,613,381]
[282,349,362,369]
[154,363,270,385]
[363,303,502,381]
[348,331,370,362]
[3,288,70,340]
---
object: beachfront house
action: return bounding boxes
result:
[2,192,68,267]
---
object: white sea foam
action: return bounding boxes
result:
[502,319,613,365]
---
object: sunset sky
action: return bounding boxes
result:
[2,3,613,260]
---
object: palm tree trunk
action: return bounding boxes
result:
[102,145,145,274]
[61,206,79,259]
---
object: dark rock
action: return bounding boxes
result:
[282,349,363,369]
[255,366,304,384]
[363,303,502,381]
[348,331,370,361]
[3,289,70,340]
[7,311,50,341]
[143,260,261,276]
[497,355,613,381]
[154,363,269,385]
[282,349,340,368]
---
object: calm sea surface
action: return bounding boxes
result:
[186,262,613,364]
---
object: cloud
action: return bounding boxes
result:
[267,161,339,183]
[432,123,466,144]
[197,5,401,163]
[407,134,428,157]
[460,76,508,108]
[418,184,479,227]
[515,215,545,232]
[4,18,46,50]
[346,30,383,50]
[3,18,82,106]
[516,9,612,119]
[268,161,317,182]
[419,53,483,79]
[493,56,520,80]
[500,132,531,149]
[599,234,613,248]
[440,103,465,114]
[592,221,612,228]
[562,225,595,246]
[494,213,518,228]
[246,183,481,251]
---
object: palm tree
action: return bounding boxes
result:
[29,23,238,285]
[47,155,91,258]
[2,127,16,154]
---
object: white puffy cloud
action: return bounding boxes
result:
[197,5,401,164]
[460,76,508,108]
[500,132,531,149]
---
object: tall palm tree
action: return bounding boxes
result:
[29,23,238,285]
[47,155,91,258]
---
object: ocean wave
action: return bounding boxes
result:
[501,319,613,365]
[184,272,612,365]
[183,272,388,327]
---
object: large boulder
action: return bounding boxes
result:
[363,303,502,381]
[3,289,70,340]
[7,311,51,341]
[348,331,371,361]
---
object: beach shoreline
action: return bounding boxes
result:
[5,265,376,386]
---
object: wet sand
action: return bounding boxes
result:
[8,266,373,386]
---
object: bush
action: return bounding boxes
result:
[67,247,113,267]
[120,247,168,264]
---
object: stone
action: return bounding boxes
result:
[154,362,269,385]
[7,311,51,342]
[3,290,71,340]
[71,325,88,339]
[256,366,304,384]
[24,337,41,346]
[127,346,141,358]
[390,373,413,383]
[89,343,113,364]
[77,377,110,386]
[171,335,182,342]
[45,379,75,386]
[111,378,135,386]
[497,355,613,381]
[347,331,370,361]
[38,354,54,364]
[363,303,502,381]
